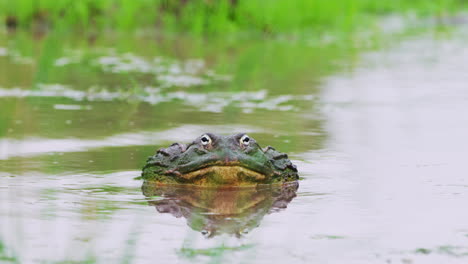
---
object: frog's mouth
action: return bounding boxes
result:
[182,164,265,178]
[176,160,272,186]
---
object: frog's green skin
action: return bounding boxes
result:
[141,133,298,186]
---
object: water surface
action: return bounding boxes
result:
[1,26,468,263]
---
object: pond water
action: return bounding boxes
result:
[1,25,468,264]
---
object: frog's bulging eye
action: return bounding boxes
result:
[201,134,212,146]
[201,229,212,238]
[240,135,250,146]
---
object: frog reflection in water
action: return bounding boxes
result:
[141,181,298,237]
[141,133,299,186]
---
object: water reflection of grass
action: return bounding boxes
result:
[78,185,134,194]
[415,245,468,257]
[50,257,97,264]
[0,241,19,263]
[0,30,333,153]
[310,234,346,240]
[178,244,254,258]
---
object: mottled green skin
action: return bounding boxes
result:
[141,133,298,185]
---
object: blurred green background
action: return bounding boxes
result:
[0,0,463,34]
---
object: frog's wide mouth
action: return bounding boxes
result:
[177,160,272,178]
[181,164,265,178]
[179,165,267,186]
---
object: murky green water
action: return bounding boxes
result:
[1,24,468,264]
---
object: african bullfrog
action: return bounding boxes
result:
[141,133,298,186]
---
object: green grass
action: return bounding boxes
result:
[0,0,464,35]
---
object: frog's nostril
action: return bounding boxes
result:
[195,148,208,155]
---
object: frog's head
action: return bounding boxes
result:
[142,133,298,186]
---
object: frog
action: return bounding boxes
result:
[141,133,298,186]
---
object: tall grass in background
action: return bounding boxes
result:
[0,0,463,35]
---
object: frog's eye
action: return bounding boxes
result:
[201,229,211,237]
[240,135,250,146]
[200,134,212,146]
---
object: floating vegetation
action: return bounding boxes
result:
[95,55,216,87]
[54,50,232,88]
[0,85,315,113]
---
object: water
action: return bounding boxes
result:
[1,25,468,263]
